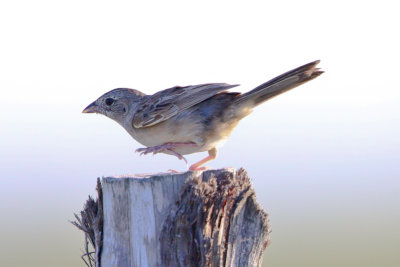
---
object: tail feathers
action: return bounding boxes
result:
[236,60,323,107]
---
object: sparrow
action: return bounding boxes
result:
[83,60,323,171]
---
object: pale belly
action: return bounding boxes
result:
[120,103,245,155]
[121,115,209,155]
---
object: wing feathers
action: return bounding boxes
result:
[132,83,239,128]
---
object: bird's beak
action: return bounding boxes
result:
[82,102,99,113]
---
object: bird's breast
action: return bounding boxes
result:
[121,113,208,154]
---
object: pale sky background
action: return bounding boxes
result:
[0,0,399,266]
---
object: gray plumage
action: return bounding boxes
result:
[83,60,323,170]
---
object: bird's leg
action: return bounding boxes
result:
[135,142,197,163]
[189,148,217,171]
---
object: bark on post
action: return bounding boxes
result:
[73,168,270,267]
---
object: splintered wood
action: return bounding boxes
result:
[160,168,270,267]
[75,168,270,267]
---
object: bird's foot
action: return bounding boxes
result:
[135,143,182,155]
[189,165,210,171]
[166,149,188,164]
[188,148,217,171]
[135,142,197,163]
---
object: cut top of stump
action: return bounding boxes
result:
[99,168,270,267]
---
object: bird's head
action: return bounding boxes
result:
[82,88,146,122]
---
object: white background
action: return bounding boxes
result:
[1,1,399,266]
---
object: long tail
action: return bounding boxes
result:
[235,60,323,107]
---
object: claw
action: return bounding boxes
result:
[167,149,188,164]
[135,142,196,163]
[135,147,149,155]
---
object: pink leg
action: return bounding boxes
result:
[135,142,197,163]
[189,148,217,171]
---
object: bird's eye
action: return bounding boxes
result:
[105,98,114,106]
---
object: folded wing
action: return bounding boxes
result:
[132,83,239,128]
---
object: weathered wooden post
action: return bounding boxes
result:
[73,168,270,267]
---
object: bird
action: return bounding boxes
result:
[83,60,323,171]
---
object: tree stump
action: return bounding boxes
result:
[73,168,270,267]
